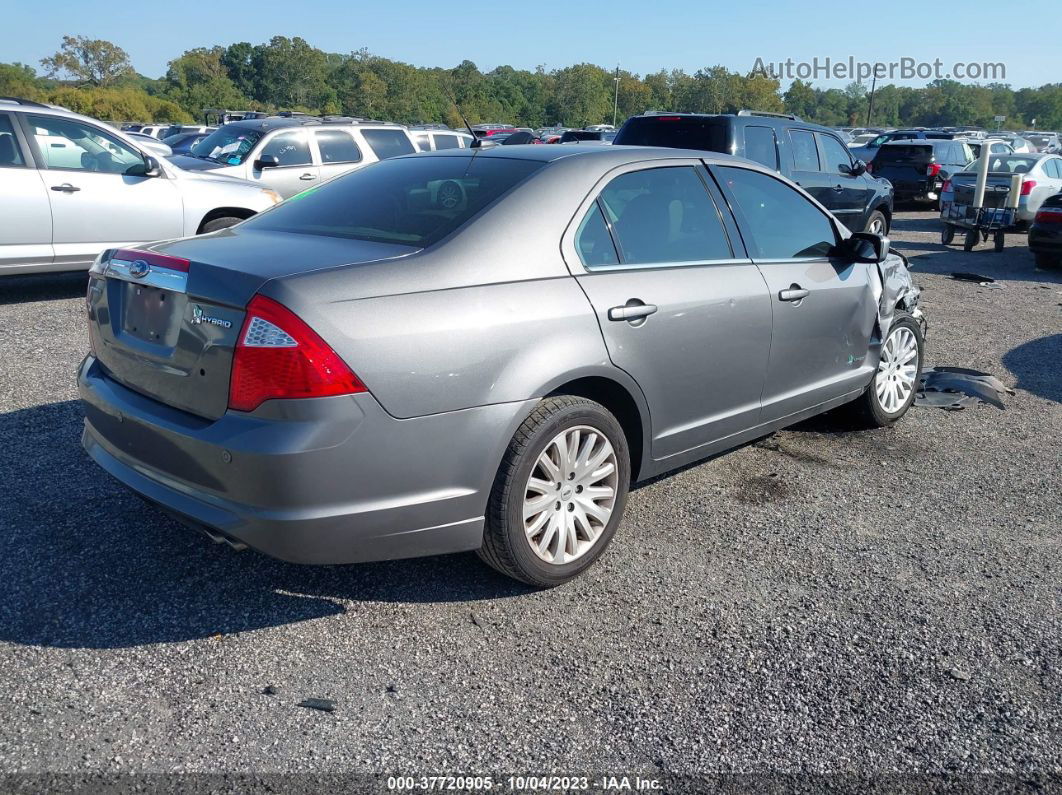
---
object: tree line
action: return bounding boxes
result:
[3,35,1061,131]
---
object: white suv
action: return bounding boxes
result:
[170,116,421,198]
[0,98,282,276]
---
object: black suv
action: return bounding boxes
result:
[613,110,894,234]
[869,140,974,205]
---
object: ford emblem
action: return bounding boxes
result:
[129,259,151,278]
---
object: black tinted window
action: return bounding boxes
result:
[243,156,542,248]
[876,145,933,164]
[718,166,836,259]
[0,115,25,167]
[597,167,732,265]
[819,134,852,174]
[361,129,416,159]
[614,116,728,152]
[744,126,778,170]
[260,132,312,166]
[315,130,362,164]
[790,130,820,171]
[575,203,619,268]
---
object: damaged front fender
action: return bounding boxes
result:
[873,250,924,340]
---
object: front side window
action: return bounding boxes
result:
[28,114,143,174]
[790,130,820,171]
[259,131,312,167]
[315,130,362,164]
[718,166,837,260]
[242,155,543,248]
[0,114,25,167]
[596,166,732,266]
[819,133,853,174]
[744,126,778,170]
[575,203,619,268]
[361,129,417,160]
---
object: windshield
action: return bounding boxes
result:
[242,155,543,248]
[190,125,266,164]
[961,155,1039,174]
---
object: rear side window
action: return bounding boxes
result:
[315,130,362,164]
[790,130,820,171]
[596,166,732,266]
[744,126,778,170]
[242,155,543,248]
[819,134,853,174]
[361,129,416,159]
[575,204,619,268]
[717,166,836,259]
[613,116,728,153]
[433,134,461,150]
[0,114,25,167]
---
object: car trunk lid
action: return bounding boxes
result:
[87,229,416,420]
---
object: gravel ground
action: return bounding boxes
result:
[0,211,1059,786]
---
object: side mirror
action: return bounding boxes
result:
[837,232,889,263]
[254,154,280,170]
[127,155,162,178]
[850,159,867,176]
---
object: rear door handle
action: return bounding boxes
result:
[51,183,80,193]
[778,286,810,302]
[608,303,658,321]
[299,173,317,181]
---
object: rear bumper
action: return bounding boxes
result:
[79,356,534,564]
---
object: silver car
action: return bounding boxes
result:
[79,146,924,587]
[170,117,420,198]
[0,99,281,275]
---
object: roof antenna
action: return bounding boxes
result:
[449,91,495,149]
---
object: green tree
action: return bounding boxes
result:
[40,35,134,87]
[548,64,611,126]
[0,62,45,100]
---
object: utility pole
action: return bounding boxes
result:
[613,65,621,127]
[865,72,877,127]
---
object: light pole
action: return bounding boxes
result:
[613,66,620,127]
[865,72,877,127]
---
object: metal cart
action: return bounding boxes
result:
[940,182,1019,253]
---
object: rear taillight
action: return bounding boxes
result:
[866,162,873,173]
[228,294,366,413]
[1034,206,1062,223]
[940,179,952,193]
[926,163,941,178]
[1020,179,1037,196]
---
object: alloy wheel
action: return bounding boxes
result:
[522,426,618,565]
[875,326,919,413]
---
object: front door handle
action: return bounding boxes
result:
[778,286,810,302]
[299,173,317,181]
[608,303,658,321]
[51,183,80,193]
[833,184,844,192]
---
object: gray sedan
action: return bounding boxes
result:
[79,145,923,586]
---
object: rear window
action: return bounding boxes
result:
[614,117,728,152]
[242,155,543,248]
[964,155,1040,174]
[361,129,416,160]
[875,145,934,164]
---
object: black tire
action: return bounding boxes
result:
[847,312,924,429]
[993,231,1005,252]
[963,229,978,251]
[478,396,631,588]
[941,224,955,245]
[864,210,888,236]
[1034,252,1061,269]
[199,216,244,234]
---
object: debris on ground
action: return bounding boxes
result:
[915,367,1015,410]
[262,685,277,696]
[297,698,336,713]
[951,272,1003,289]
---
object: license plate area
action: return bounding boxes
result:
[120,281,184,347]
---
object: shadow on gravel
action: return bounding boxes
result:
[0,272,88,305]
[906,245,1062,285]
[1003,334,1062,404]
[889,213,941,233]
[0,401,531,650]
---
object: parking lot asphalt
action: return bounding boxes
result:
[0,211,1059,780]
